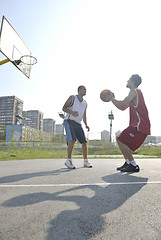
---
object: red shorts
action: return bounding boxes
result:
[117,126,147,151]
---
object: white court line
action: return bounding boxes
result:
[150,171,161,174]
[0,181,161,187]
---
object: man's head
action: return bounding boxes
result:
[78,85,86,96]
[126,74,142,89]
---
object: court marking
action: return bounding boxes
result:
[150,170,161,174]
[0,181,161,187]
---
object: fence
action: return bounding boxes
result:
[0,125,117,152]
[0,125,54,151]
[0,125,160,152]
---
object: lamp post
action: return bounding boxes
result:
[58,112,65,145]
[108,110,114,142]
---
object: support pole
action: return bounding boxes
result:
[108,110,114,143]
[0,58,10,66]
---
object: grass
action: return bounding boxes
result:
[0,150,67,161]
[86,146,161,157]
[135,147,161,156]
[0,146,160,161]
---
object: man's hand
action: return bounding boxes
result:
[110,90,135,111]
[85,125,90,132]
[71,111,79,117]
[109,91,115,100]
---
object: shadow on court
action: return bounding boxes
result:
[2,173,148,240]
[0,168,69,183]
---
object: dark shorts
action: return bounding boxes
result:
[63,119,87,145]
[117,126,147,151]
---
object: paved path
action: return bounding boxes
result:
[0,158,161,240]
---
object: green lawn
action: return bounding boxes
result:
[0,147,160,161]
[87,146,161,157]
[0,150,67,161]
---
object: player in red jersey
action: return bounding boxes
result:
[109,74,150,172]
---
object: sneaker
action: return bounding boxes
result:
[117,162,128,171]
[121,164,140,172]
[65,159,76,169]
[84,160,92,168]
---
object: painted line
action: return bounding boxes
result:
[150,171,161,174]
[0,181,161,187]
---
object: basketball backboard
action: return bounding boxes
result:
[0,16,33,78]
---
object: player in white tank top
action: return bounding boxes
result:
[64,95,87,124]
[63,86,92,169]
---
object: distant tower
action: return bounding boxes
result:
[43,118,55,134]
[55,124,64,135]
[22,110,44,130]
[0,96,23,125]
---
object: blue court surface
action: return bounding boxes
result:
[0,158,161,240]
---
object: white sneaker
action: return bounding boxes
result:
[65,159,76,169]
[84,159,92,168]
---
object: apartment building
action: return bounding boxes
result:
[55,124,64,135]
[43,118,55,134]
[22,110,44,130]
[0,96,23,125]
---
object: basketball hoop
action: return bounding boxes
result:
[0,16,36,78]
[14,55,37,66]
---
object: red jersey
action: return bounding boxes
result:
[129,89,150,135]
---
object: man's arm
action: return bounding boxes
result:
[110,90,137,111]
[62,96,78,117]
[83,106,90,131]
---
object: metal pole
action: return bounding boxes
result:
[108,110,114,143]
[110,119,112,142]
[39,131,42,150]
[11,127,14,150]
[0,58,10,65]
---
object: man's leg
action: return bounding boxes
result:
[82,142,92,168]
[67,140,75,159]
[117,139,134,161]
[63,120,76,169]
[117,139,139,172]
[82,142,87,159]
[65,140,76,169]
[74,122,92,168]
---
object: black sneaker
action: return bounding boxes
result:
[121,164,140,172]
[117,162,128,171]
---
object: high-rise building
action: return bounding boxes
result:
[43,118,55,134]
[0,96,23,125]
[55,124,64,135]
[22,110,44,130]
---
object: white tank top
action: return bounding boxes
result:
[64,95,87,124]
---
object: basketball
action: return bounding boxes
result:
[100,89,111,102]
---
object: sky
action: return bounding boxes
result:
[0,0,161,139]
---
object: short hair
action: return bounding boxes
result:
[131,74,142,87]
[77,85,85,92]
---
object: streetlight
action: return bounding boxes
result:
[108,110,114,142]
[58,112,65,143]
